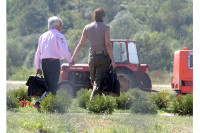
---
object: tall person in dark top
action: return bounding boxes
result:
[72,8,116,100]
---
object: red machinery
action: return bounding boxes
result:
[59,39,152,96]
[172,47,193,94]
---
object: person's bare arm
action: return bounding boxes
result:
[105,26,116,69]
[72,28,87,60]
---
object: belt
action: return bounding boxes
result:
[93,51,108,55]
[42,58,59,61]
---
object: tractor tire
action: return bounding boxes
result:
[58,81,76,97]
[139,73,152,90]
[115,68,137,92]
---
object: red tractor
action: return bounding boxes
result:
[172,47,193,94]
[58,39,152,96]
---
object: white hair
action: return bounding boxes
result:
[48,16,63,30]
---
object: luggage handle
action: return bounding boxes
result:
[36,73,44,78]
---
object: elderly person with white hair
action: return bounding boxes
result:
[34,16,74,110]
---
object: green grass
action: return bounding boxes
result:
[7,100,193,133]
[6,84,192,132]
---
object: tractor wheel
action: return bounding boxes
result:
[58,81,76,97]
[139,73,152,90]
[115,68,137,92]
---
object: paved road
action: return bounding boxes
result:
[6,81,171,87]
[6,80,171,90]
[6,81,26,84]
[152,84,171,88]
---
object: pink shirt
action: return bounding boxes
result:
[34,29,72,69]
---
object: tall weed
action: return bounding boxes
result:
[170,94,193,115]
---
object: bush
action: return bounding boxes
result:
[171,94,193,115]
[150,91,174,109]
[87,95,117,114]
[40,90,72,113]
[116,92,133,110]
[131,100,158,114]
[128,89,148,101]
[129,88,158,114]
[7,91,19,109]
[77,89,92,108]
[7,87,31,109]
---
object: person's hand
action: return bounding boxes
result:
[36,69,43,75]
[111,61,116,69]
[69,60,75,66]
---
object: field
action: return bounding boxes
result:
[7,109,192,133]
[6,82,193,133]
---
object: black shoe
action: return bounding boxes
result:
[34,102,40,112]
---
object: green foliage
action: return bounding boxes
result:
[7,39,23,67]
[7,67,36,81]
[170,94,193,115]
[55,90,72,113]
[40,90,72,113]
[129,88,158,114]
[77,89,92,108]
[87,95,117,114]
[40,93,56,112]
[128,88,148,101]
[115,92,133,110]
[18,6,47,36]
[135,31,173,71]
[7,87,31,109]
[150,91,174,109]
[7,0,193,79]
[131,100,158,114]
[7,91,19,109]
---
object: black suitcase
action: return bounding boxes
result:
[101,67,120,97]
[26,75,48,97]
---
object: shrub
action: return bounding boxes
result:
[150,91,174,109]
[7,87,31,109]
[87,95,117,114]
[7,90,19,109]
[171,94,193,115]
[55,90,72,113]
[131,100,158,114]
[40,90,72,113]
[40,92,56,112]
[129,88,158,114]
[116,92,133,110]
[128,88,147,101]
[77,89,92,108]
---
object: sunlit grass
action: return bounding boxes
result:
[6,84,192,132]
[7,102,193,133]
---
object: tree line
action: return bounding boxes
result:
[7,0,193,80]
